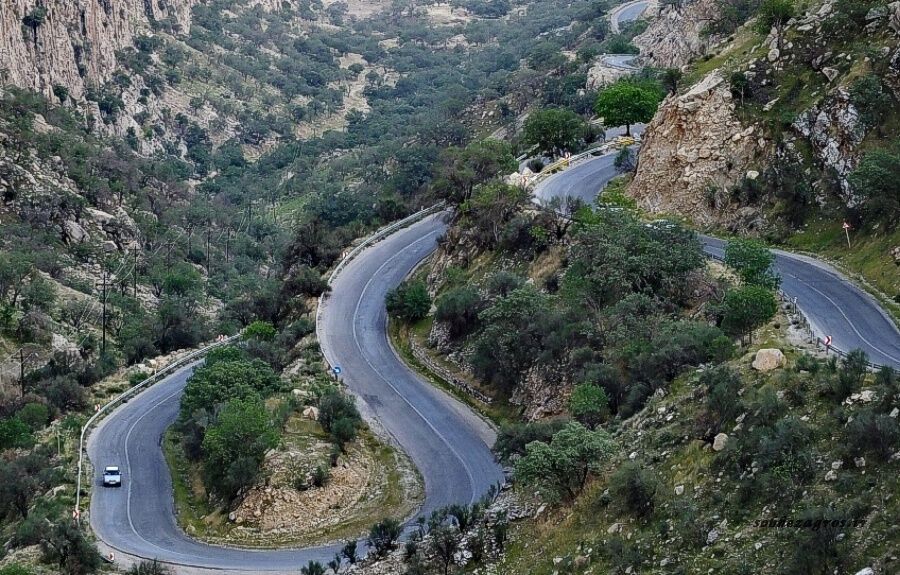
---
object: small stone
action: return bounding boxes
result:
[675,485,685,496]
[822,67,839,81]
[746,170,760,180]
[608,522,622,534]
[831,460,843,470]
[858,390,874,403]
[707,528,719,544]
[825,469,838,481]
[713,433,728,451]
[767,48,780,62]
[854,457,866,468]
[854,568,874,575]
[754,541,763,550]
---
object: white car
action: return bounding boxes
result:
[102,466,121,487]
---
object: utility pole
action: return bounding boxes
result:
[133,247,138,298]
[225,229,230,263]
[19,348,25,395]
[101,270,108,354]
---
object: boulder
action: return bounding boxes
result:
[302,406,319,420]
[63,220,89,244]
[752,349,786,372]
[713,433,728,451]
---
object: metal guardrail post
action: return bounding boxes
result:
[74,334,241,520]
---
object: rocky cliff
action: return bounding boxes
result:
[634,0,722,68]
[0,0,195,101]
[629,70,765,227]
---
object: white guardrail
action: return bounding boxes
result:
[526,136,638,191]
[74,334,242,520]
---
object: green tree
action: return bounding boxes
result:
[341,540,358,563]
[243,320,277,342]
[202,399,278,500]
[720,285,778,341]
[661,68,682,94]
[724,238,780,289]
[179,357,280,419]
[756,0,795,34]
[568,383,609,429]
[433,139,517,204]
[385,279,431,324]
[849,75,894,130]
[514,422,616,501]
[435,286,484,339]
[0,418,32,450]
[368,518,402,558]
[594,80,661,136]
[40,522,102,575]
[523,108,587,156]
[848,142,900,229]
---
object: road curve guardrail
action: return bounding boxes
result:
[75,334,242,519]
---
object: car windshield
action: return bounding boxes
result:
[105,468,120,475]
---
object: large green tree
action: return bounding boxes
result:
[724,238,780,289]
[523,108,587,156]
[202,399,278,500]
[514,422,616,501]
[721,285,778,341]
[593,80,662,136]
[848,142,900,229]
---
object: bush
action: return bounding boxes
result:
[608,461,658,519]
[435,286,483,339]
[318,390,361,433]
[386,280,431,324]
[16,402,48,431]
[40,522,102,575]
[368,518,403,558]
[243,320,277,342]
[844,408,899,462]
[0,417,32,449]
[494,419,568,462]
[699,367,744,435]
[311,465,330,488]
[514,422,616,501]
[128,561,172,575]
[720,285,778,341]
[568,383,608,429]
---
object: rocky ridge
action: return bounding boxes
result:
[634,0,724,68]
[629,71,765,227]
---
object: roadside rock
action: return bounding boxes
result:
[713,433,728,451]
[752,349,786,371]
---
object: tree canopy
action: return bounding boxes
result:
[594,80,662,136]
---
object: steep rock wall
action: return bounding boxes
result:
[629,71,765,227]
[634,0,722,68]
[0,0,195,100]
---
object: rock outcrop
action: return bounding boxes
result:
[628,71,764,226]
[0,0,195,101]
[634,0,723,68]
[792,88,866,203]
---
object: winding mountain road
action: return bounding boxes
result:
[88,212,502,571]
[533,158,900,369]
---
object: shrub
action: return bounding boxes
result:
[609,461,659,519]
[341,540,358,563]
[386,280,431,324]
[40,522,102,575]
[568,383,609,429]
[844,408,899,462]
[494,419,568,461]
[720,285,778,341]
[318,390,361,433]
[700,367,744,435]
[0,417,32,450]
[435,286,483,339]
[128,561,172,575]
[311,465,330,488]
[243,320,277,342]
[368,518,403,558]
[300,561,325,575]
[514,422,616,501]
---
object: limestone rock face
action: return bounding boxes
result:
[792,89,866,203]
[634,0,723,68]
[628,71,762,227]
[752,348,786,372]
[0,0,196,102]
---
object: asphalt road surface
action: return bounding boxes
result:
[88,212,502,571]
[610,0,650,32]
[533,156,900,369]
